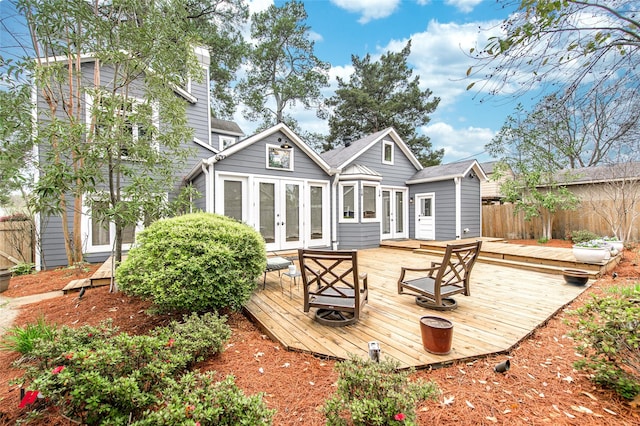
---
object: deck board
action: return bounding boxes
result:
[246,247,590,369]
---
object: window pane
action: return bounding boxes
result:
[384,143,392,162]
[310,186,323,240]
[224,180,243,221]
[422,198,432,216]
[382,190,390,233]
[122,223,135,244]
[395,192,404,233]
[342,185,355,219]
[363,186,376,219]
[91,201,110,246]
[259,182,275,243]
[285,184,299,242]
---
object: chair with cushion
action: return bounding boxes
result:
[397,240,482,311]
[298,249,368,326]
[263,255,293,289]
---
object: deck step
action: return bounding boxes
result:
[412,248,610,278]
[62,278,90,294]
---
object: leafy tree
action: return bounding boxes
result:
[9,0,232,266]
[185,0,249,118]
[0,81,32,206]
[469,0,640,108]
[237,0,330,128]
[488,104,580,240]
[325,41,442,166]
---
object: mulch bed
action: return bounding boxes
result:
[1,240,638,425]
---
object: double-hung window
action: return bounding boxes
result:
[361,184,380,222]
[339,182,358,223]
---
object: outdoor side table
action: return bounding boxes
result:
[280,270,301,299]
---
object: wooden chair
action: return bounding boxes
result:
[298,249,368,326]
[397,240,482,310]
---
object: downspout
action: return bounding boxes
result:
[455,177,461,239]
[331,171,341,250]
[31,84,42,270]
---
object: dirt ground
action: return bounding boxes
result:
[1,239,639,425]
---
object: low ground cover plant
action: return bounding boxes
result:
[324,355,439,425]
[8,312,273,424]
[116,212,267,313]
[0,315,56,356]
[570,229,600,244]
[569,283,640,400]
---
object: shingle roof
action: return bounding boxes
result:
[211,118,244,136]
[408,159,479,183]
[320,129,391,168]
[556,162,640,185]
[480,161,499,175]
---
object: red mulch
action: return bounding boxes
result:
[1,240,639,425]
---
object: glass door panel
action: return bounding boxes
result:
[310,185,323,241]
[259,182,275,244]
[285,183,300,242]
[382,190,391,234]
[395,191,404,234]
[224,180,243,221]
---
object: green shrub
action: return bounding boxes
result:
[537,237,549,244]
[324,356,439,426]
[568,283,640,400]
[20,313,232,424]
[0,315,56,355]
[10,262,35,276]
[133,372,275,425]
[116,213,266,313]
[570,229,599,244]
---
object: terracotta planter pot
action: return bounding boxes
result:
[0,269,10,293]
[420,316,453,355]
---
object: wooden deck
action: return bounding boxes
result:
[246,246,592,370]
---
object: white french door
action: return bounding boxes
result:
[415,193,435,240]
[381,188,408,240]
[256,179,303,251]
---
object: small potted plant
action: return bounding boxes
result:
[601,236,624,252]
[572,240,609,263]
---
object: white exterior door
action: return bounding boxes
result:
[415,193,435,240]
[257,179,303,251]
[381,188,408,240]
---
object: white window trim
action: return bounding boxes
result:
[85,93,160,157]
[306,180,331,248]
[219,136,236,151]
[382,140,394,165]
[361,183,381,223]
[265,143,294,171]
[82,195,144,254]
[339,181,359,223]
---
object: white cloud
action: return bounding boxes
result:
[380,19,504,107]
[330,0,400,24]
[422,122,495,162]
[445,0,483,13]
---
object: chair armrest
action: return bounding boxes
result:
[359,272,368,289]
[398,266,439,283]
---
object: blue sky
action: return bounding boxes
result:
[1,0,527,164]
[241,0,525,163]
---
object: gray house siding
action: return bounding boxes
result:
[341,139,418,185]
[335,139,419,249]
[214,132,327,181]
[191,172,207,211]
[336,222,379,250]
[409,180,457,240]
[461,174,481,238]
[37,61,211,268]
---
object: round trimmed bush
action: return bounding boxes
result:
[116,213,266,313]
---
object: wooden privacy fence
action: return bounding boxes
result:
[0,219,33,269]
[482,201,640,241]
